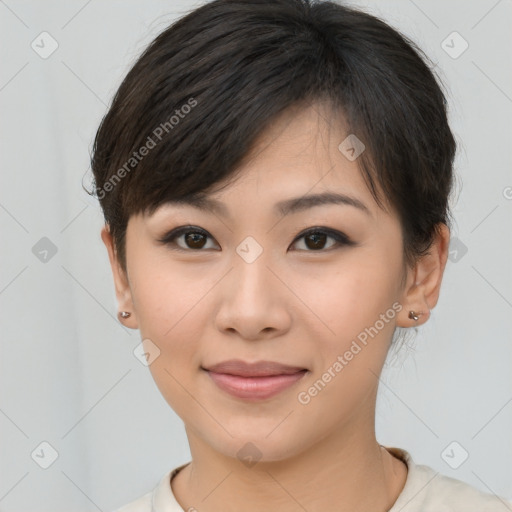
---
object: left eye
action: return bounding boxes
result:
[290,228,354,251]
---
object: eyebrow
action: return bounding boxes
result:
[166,191,370,218]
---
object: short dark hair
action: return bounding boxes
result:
[90,0,456,272]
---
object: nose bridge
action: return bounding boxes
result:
[214,235,290,338]
[232,234,273,299]
[235,234,266,266]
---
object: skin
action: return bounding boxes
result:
[102,102,449,512]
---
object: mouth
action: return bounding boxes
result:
[201,359,308,401]
[202,359,308,377]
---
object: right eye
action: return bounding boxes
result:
[157,226,220,251]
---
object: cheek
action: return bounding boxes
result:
[298,247,402,344]
[128,253,222,388]
[130,252,212,337]
[291,251,402,422]
[130,258,216,414]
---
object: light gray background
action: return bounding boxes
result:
[1,1,511,511]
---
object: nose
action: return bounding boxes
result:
[214,248,292,341]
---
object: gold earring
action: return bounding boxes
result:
[119,311,131,319]
[408,310,420,321]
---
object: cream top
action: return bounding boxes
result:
[113,446,512,512]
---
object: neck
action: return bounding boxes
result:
[172,419,407,512]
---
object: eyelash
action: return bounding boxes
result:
[157,225,356,252]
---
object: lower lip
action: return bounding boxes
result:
[205,370,308,400]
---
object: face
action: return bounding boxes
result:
[103,103,446,464]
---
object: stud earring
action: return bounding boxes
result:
[119,311,131,319]
[408,310,421,321]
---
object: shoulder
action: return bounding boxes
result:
[109,463,189,512]
[387,446,512,512]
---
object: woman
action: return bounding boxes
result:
[90,0,511,510]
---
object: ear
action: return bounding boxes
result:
[101,225,138,329]
[396,223,450,327]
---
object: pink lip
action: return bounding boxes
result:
[205,370,308,400]
[202,359,308,400]
[203,359,307,377]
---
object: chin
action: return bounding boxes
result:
[205,429,307,465]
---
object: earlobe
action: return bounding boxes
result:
[100,225,139,329]
[396,223,450,328]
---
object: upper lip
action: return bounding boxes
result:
[203,359,307,377]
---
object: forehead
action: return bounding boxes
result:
[144,102,392,224]
[202,103,375,207]
[242,101,351,168]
